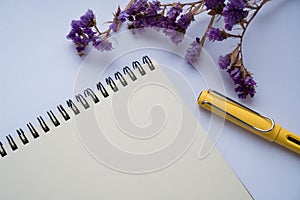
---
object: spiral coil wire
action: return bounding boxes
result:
[0,55,155,157]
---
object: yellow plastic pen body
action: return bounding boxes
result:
[198,90,300,155]
[274,127,300,155]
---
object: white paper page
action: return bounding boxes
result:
[0,61,252,200]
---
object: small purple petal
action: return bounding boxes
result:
[167,4,182,20]
[163,29,184,45]
[94,39,113,51]
[118,11,129,22]
[109,22,117,32]
[80,9,95,27]
[147,0,161,16]
[76,45,86,55]
[71,20,82,30]
[130,0,148,14]
[229,67,240,79]
[245,76,256,86]
[226,66,257,98]
[204,0,225,12]
[82,27,96,38]
[185,39,201,64]
[177,13,194,30]
[66,29,77,40]
[207,27,225,42]
[218,54,230,69]
[223,0,248,31]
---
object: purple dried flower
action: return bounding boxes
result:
[116,1,189,44]
[223,0,248,31]
[109,22,117,32]
[135,0,148,12]
[76,46,85,55]
[133,14,146,28]
[127,0,148,15]
[158,16,170,29]
[143,15,158,27]
[117,11,129,22]
[82,27,96,38]
[229,67,240,80]
[71,20,82,30]
[218,54,230,69]
[147,1,161,16]
[226,66,256,98]
[177,13,194,30]
[110,6,122,32]
[234,75,256,98]
[66,29,76,40]
[185,38,201,64]
[163,29,184,45]
[80,9,95,27]
[207,27,226,41]
[67,9,114,55]
[245,75,256,86]
[167,4,182,20]
[204,0,225,12]
[93,39,113,51]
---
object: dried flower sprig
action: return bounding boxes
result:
[195,0,269,98]
[114,0,206,44]
[66,0,268,98]
[66,9,113,56]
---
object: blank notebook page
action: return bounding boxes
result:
[0,58,252,199]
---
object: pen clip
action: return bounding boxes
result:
[202,89,275,133]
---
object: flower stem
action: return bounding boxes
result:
[236,0,269,74]
[226,32,241,38]
[125,0,136,10]
[199,15,215,47]
[160,0,203,7]
[94,25,102,35]
[243,0,268,36]
[191,1,205,15]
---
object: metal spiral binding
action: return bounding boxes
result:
[143,55,155,70]
[115,72,128,86]
[106,77,118,92]
[37,116,50,132]
[27,122,39,139]
[132,61,146,76]
[84,88,99,103]
[67,99,80,115]
[57,105,70,121]
[0,142,7,157]
[16,129,29,145]
[6,135,18,151]
[47,110,60,127]
[76,94,90,109]
[96,82,109,98]
[0,55,155,157]
[123,66,137,81]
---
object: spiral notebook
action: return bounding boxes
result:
[0,56,252,199]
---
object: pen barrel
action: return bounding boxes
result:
[198,90,279,142]
[274,127,300,154]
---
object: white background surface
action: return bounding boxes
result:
[0,0,299,199]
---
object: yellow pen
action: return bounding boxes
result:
[198,89,300,155]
